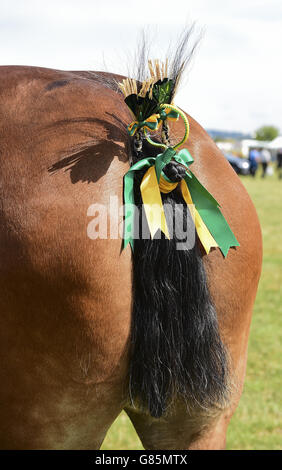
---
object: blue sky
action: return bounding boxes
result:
[1,0,281,133]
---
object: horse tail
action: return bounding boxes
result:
[129,190,230,418]
[127,30,230,418]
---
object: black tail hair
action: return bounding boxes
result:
[129,184,230,418]
[127,28,230,418]
[132,25,201,96]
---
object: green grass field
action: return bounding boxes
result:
[102,172,282,450]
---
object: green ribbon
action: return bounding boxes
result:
[159,108,179,121]
[127,119,159,136]
[123,147,239,256]
[123,157,156,250]
[127,108,179,137]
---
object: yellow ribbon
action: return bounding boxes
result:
[128,113,161,136]
[159,175,178,193]
[140,166,170,239]
[128,107,179,137]
[140,167,218,253]
[161,106,179,122]
[144,113,161,128]
[180,180,218,254]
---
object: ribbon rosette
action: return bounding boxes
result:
[123,147,239,257]
[127,107,179,136]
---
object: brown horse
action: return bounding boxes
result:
[0,64,262,450]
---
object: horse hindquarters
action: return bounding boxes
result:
[0,66,134,449]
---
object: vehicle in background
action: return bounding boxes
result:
[223,153,250,175]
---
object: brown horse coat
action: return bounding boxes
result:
[0,66,262,449]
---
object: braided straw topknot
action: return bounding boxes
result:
[118,59,169,99]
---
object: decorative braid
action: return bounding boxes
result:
[143,104,189,151]
[143,129,167,150]
[161,121,170,147]
[163,161,187,182]
[133,130,143,160]
[143,104,190,182]
[160,104,190,150]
